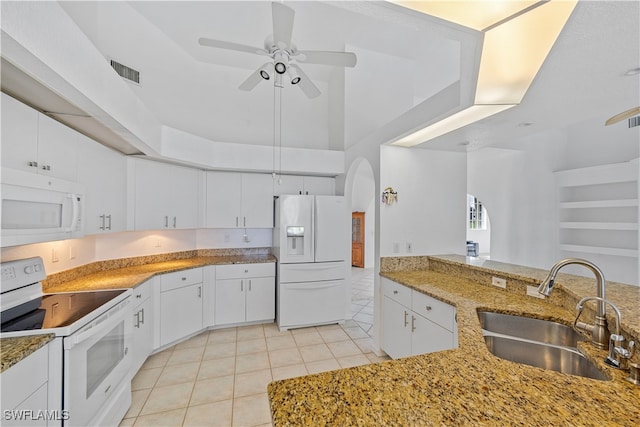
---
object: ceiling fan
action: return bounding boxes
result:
[198,1,357,99]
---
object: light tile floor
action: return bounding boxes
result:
[121,267,380,427]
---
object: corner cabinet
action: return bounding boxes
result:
[214,263,275,326]
[381,277,458,359]
[158,269,204,347]
[205,172,273,228]
[132,158,200,231]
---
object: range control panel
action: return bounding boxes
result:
[0,257,46,294]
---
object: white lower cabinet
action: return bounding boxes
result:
[215,263,275,326]
[131,279,155,374]
[158,269,204,347]
[381,277,457,359]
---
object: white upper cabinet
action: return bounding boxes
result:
[77,136,127,234]
[133,158,200,231]
[1,93,78,181]
[206,171,273,228]
[274,175,335,196]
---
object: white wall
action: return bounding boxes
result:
[380,145,467,257]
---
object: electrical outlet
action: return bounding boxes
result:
[406,242,412,253]
[52,248,59,263]
[69,246,76,260]
[224,233,230,243]
[491,277,506,289]
[527,285,545,299]
[393,243,399,254]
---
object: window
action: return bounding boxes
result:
[468,195,486,230]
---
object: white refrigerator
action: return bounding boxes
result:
[274,195,348,330]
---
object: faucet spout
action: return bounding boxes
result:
[538,258,609,349]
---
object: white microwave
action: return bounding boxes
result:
[1,168,84,247]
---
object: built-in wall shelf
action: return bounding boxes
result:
[555,159,638,284]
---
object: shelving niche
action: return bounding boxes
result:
[555,158,639,284]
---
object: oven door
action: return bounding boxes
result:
[63,298,132,426]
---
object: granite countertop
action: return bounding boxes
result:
[1,334,55,373]
[268,258,640,426]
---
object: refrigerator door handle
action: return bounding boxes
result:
[312,197,316,261]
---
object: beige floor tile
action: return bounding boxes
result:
[305,358,341,375]
[317,328,350,343]
[134,408,186,427]
[298,343,334,363]
[175,332,209,350]
[343,326,370,340]
[235,351,270,373]
[118,417,135,426]
[337,354,371,368]
[292,330,324,347]
[132,367,162,391]
[354,337,375,354]
[124,388,151,419]
[232,393,272,427]
[183,401,233,427]
[156,362,200,387]
[203,342,236,360]
[141,349,173,370]
[166,347,205,366]
[327,340,362,358]
[290,326,319,335]
[341,319,360,328]
[366,353,392,363]
[140,382,194,416]
[237,324,265,341]
[263,322,290,337]
[236,338,267,355]
[271,364,308,381]
[198,356,236,380]
[190,375,234,406]
[208,328,237,344]
[265,334,297,351]
[234,369,273,398]
[269,347,303,368]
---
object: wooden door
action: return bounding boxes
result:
[351,212,365,267]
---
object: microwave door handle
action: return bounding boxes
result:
[64,193,80,232]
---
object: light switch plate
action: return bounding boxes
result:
[491,277,506,289]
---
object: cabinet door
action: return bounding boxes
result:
[160,283,203,346]
[245,277,275,322]
[215,278,246,325]
[206,171,242,227]
[381,296,411,359]
[77,137,127,234]
[1,92,39,173]
[273,175,304,196]
[411,313,454,356]
[131,297,154,374]
[303,176,335,195]
[241,173,274,228]
[36,113,79,181]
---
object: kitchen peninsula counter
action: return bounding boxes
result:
[268,255,640,426]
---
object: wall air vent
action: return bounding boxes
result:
[629,116,640,128]
[109,59,140,85]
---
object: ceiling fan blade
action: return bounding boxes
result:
[198,37,268,56]
[605,106,640,125]
[238,67,265,91]
[294,50,357,67]
[290,64,320,99]
[272,2,295,49]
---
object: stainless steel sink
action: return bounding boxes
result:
[478,311,585,347]
[478,311,609,381]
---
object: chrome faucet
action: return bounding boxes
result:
[538,258,609,349]
[576,296,635,369]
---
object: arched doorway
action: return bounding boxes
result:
[466,194,491,258]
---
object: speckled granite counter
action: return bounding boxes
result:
[268,255,640,426]
[1,334,54,373]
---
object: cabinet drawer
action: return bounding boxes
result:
[412,291,455,332]
[381,277,411,307]
[160,268,203,292]
[216,262,275,279]
[132,278,153,304]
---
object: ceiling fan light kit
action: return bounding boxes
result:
[198,1,357,98]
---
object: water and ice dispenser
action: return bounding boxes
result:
[286,226,306,256]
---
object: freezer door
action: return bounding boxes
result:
[277,279,346,330]
[276,195,314,263]
[314,196,348,262]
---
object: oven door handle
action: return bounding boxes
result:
[64,300,129,350]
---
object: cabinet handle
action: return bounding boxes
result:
[305,191,309,195]
[411,316,417,332]
[240,280,244,292]
[181,277,186,281]
[28,161,38,168]
[197,286,202,298]
[236,216,239,227]
[106,215,112,230]
[243,216,246,227]
[41,164,51,171]
[425,306,432,311]
[136,293,142,299]
[173,216,177,228]
[403,310,408,327]
[134,311,140,328]
[99,214,106,230]
[299,190,302,195]
[165,216,169,228]
[249,279,252,291]
[140,308,145,325]
[393,290,398,294]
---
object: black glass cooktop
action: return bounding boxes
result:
[1,289,126,332]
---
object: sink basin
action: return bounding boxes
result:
[478,311,585,347]
[483,335,609,381]
[478,311,609,381]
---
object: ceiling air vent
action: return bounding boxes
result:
[629,116,640,128]
[109,59,140,85]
